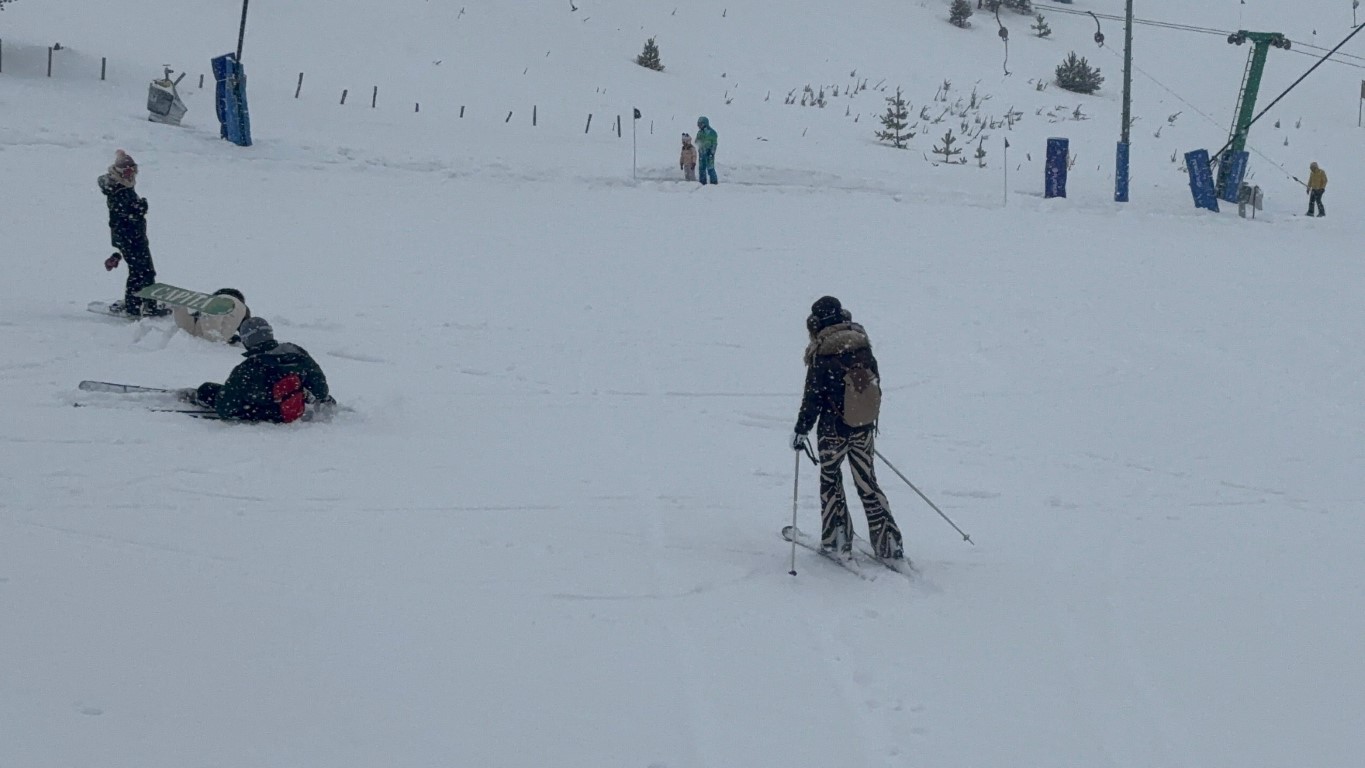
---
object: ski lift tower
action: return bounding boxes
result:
[1216,30,1291,199]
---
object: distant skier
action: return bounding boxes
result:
[680,133,698,182]
[1306,161,1327,217]
[189,318,333,423]
[791,296,904,560]
[97,150,165,317]
[172,288,251,344]
[695,116,718,185]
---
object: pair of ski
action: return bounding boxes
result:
[75,380,219,418]
[781,525,915,581]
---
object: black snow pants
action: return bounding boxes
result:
[818,427,903,558]
[120,243,157,315]
[1307,189,1326,217]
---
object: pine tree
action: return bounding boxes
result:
[875,87,913,149]
[1031,12,1051,38]
[949,0,973,28]
[1055,51,1104,95]
[933,129,964,163]
[974,137,988,168]
[1003,0,1032,13]
[636,37,665,72]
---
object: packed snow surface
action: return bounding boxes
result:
[2,1,1363,766]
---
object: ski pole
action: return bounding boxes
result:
[874,449,975,545]
[789,449,801,576]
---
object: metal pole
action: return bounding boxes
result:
[1003,139,1009,206]
[236,0,250,61]
[632,117,637,180]
[874,449,975,545]
[1115,0,1134,202]
[789,451,801,575]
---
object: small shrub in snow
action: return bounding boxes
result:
[1055,51,1103,95]
[876,87,913,149]
[933,129,964,163]
[1031,13,1051,38]
[636,37,664,72]
[950,0,973,28]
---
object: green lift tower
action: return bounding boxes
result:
[1217,30,1291,198]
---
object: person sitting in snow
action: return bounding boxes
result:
[190,317,332,423]
[172,288,251,344]
[98,150,166,317]
[680,133,697,182]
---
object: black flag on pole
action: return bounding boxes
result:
[633,108,642,120]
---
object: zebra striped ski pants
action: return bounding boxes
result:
[819,428,903,557]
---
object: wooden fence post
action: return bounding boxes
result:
[616,114,621,137]
[584,113,593,133]
[415,103,420,113]
[199,74,205,89]
[295,72,304,98]
[47,46,53,77]
[100,57,106,81]
[533,105,537,126]
[340,89,348,105]
[460,105,465,118]
[0,39,5,75]
[371,86,378,108]
[505,111,513,123]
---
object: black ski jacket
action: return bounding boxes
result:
[216,340,330,422]
[795,321,880,437]
[98,175,149,252]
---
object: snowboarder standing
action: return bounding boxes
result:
[1306,161,1327,217]
[190,318,332,423]
[791,296,904,560]
[695,116,718,185]
[680,133,698,182]
[98,150,164,316]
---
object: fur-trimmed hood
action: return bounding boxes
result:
[804,321,871,366]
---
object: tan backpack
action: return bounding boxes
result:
[840,358,881,428]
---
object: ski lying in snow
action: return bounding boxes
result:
[781,525,874,580]
[78,380,185,395]
[72,402,220,418]
[75,381,211,416]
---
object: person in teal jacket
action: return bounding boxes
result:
[695,116,719,185]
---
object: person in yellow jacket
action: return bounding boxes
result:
[1306,162,1327,217]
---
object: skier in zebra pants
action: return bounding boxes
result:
[791,296,905,560]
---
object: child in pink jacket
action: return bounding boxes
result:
[680,134,697,181]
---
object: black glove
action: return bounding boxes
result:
[791,432,809,451]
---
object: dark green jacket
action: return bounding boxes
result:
[216,340,330,422]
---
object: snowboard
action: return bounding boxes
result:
[135,283,237,315]
[87,300,172,319]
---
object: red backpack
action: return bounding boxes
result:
[272,373,306,423]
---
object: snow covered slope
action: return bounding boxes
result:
[2,1,1363,766]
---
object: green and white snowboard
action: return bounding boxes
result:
[135,283,238,315]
